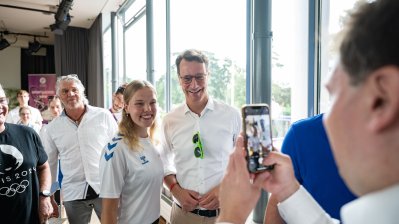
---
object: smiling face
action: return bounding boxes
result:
[178,59,209,109]
[125,87,157,137]
[58,80,85,110]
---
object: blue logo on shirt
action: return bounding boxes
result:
[140,155,149,165]
[104,135,121,161]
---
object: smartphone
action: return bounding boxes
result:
[242,104,274,173]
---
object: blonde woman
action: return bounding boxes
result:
[100,80,163,224]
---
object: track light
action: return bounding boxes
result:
[50,13,71,35]
[50,0,73,35]
[0,34,10,50]
[28,37,41,53]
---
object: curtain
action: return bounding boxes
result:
[87,14,104,107]
[54,15,104,107]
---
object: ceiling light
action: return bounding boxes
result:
[50,13,71,35]
[28,37,41,53]
[50,0,73,35]
[0,34,10,51]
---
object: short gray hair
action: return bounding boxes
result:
[56,74,89,105]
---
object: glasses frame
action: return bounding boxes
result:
[179,73,207,85]
[192,131,204,159]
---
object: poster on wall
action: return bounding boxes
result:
[28,74,57,120]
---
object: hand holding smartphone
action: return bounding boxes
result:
[242,104,274,173]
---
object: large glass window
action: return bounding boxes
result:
[319,0,360,113]
[271,0,309,147]
[168,0,246,110]
[102,12,113,109]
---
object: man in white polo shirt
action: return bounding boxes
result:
[160,49,241,224]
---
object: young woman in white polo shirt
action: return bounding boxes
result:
[99,80,163,224]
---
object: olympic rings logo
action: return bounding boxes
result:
[0,180,30,197]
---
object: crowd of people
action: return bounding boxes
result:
[1,0,398,223]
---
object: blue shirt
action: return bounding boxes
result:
[281,114,356,220]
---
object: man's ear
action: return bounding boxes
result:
[368,66,399,132]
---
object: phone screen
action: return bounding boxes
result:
[242,104,273,173]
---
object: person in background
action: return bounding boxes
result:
[109,84,127,124]
[216,0,399,223]
[0,83,53,224]
[6,89,43,127]
[17,106,41,133]
[39,95,64,219]
[160,49,241,224]
[100,80,163,224]
[265,114,356,223]
[41,74,118,224]
[41,96,63,124]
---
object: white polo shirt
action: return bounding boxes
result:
[160,98,241,196]
[100,136,163,224]
[6,105,43,126]
[41,105,118,201]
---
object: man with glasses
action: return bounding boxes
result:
[6,89,43,128]
[41,75,117,224]
[0,83,53,224]
[160,49,241,224]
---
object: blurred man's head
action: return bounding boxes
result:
[49,96,63,118]
[111,84,126,113]
[16,90,29,107]
[324,0,399,196]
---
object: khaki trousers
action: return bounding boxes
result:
[170,203,217,224]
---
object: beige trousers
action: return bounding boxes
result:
[170,203,218,224]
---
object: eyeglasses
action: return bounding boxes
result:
[192,131,204,159]
[0,97,8,105]
[179,73,207,84]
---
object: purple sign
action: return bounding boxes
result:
[28,74,57,112]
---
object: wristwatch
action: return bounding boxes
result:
[39,190,51,197]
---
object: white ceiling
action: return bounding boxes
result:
[0,0,124,46]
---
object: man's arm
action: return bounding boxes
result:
[37,161,54,223]
[264,194,285,224]
[164,174,200,212]
[217,135,336,224]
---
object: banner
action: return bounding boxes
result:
[28,74,57,113]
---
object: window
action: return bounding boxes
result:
[168,0,246,110]
[319,0,361,113]
[271,0,309,147]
